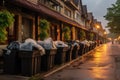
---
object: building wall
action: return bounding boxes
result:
[0,0,106,44]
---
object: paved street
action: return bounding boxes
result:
[44,42,120,80]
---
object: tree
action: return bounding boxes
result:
[104,0,120,34]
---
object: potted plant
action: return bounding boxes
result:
[89,33,94,41]
[38,19,57,71]
[0,10,14,43]
[62,26,71,42]
[39,19,49,40]
[79,29,86,41]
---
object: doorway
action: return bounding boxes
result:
[21,17,33,41]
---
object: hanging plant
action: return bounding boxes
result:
[39,19,50,40]
[79,29,86,40]
[62,26,70,41]
[0,10,14,42]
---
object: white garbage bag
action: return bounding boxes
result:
[20,42,33,51]
[25,38,37,45]
[37,37,57,49]
[54,41,68,47]
[20,38,45,55]
[43,38,53,49]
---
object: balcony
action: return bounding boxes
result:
[64,0,79,10]
[38,0,62,12]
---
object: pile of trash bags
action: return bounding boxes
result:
[20,38,45,55]
[5,38,69,55]
[37,38,56,49]
[5,38,96,56]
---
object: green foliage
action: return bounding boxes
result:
[62,26,70,33]
[89,33,94,41]
[104,0,120,34]
[79,30,86,40]
[0,10,14,42]
[62,27,70,41]
[64,33,70,41]
[0,10,14,28]
[0,28,7,42]
[39,31,49,40]
[39,19,49,30]
[39,19,50,40]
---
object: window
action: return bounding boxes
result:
[64,8,71,17]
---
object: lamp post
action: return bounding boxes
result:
[96,25,100,40]
[96,25,100,45]
[104,31,107,43]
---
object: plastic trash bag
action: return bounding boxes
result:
[54,41,68,47]
[37,37,56,49]
[7,41,20,50]
[43,38,53,49]
[25,38,37,45]
[20,42,33,51]
[20,38,45,55]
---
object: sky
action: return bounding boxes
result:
[82,0,117,32]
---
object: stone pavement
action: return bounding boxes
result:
[44,42,120,80]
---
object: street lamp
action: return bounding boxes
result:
[96,25,100,29]
[95,25,100,45]
[104,31,107,35]
[96,25,100,39]
[104,31,107,43]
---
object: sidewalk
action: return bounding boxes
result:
[44,43,120,80]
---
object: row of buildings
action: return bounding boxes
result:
[0,0,107,44]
